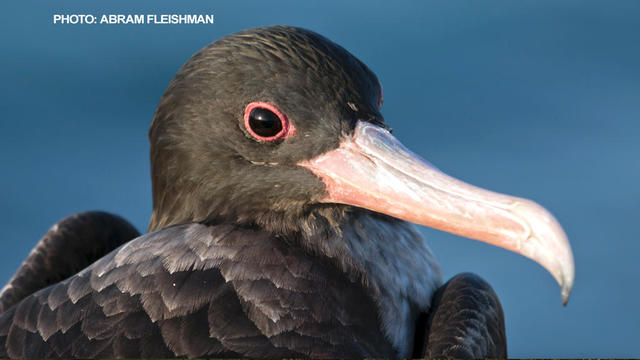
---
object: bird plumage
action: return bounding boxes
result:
[0,213,444,358]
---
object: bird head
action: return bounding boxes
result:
[148,25,574,304]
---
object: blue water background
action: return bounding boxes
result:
[1,1,638,356]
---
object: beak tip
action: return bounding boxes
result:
[560,263,574,306]
[558,239,575,307]
[514,199,575,307]
[561,283,572,306]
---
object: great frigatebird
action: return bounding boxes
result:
[0,26,574,358]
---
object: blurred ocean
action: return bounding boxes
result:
[1,1,638,357]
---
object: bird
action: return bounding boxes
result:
[0,25,574,358]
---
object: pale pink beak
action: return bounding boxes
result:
[298,121,575,304]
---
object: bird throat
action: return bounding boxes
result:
[296,210,443,356]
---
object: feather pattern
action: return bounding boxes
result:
[0,212,441,358]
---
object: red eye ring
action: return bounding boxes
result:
[243,102,295,141]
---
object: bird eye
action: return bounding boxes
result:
[243,102,294,141]
[249,108,281,137]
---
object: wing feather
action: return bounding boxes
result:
[0,223,396,358]
[0,212,139,313]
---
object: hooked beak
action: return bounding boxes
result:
[298,121,574,304]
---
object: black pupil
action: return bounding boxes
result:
[249,107,283,138]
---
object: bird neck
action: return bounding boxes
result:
[296,210,443,356]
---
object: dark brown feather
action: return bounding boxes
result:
[414,273,507,358]
[0,211,139,313]
[0,223,395,358]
